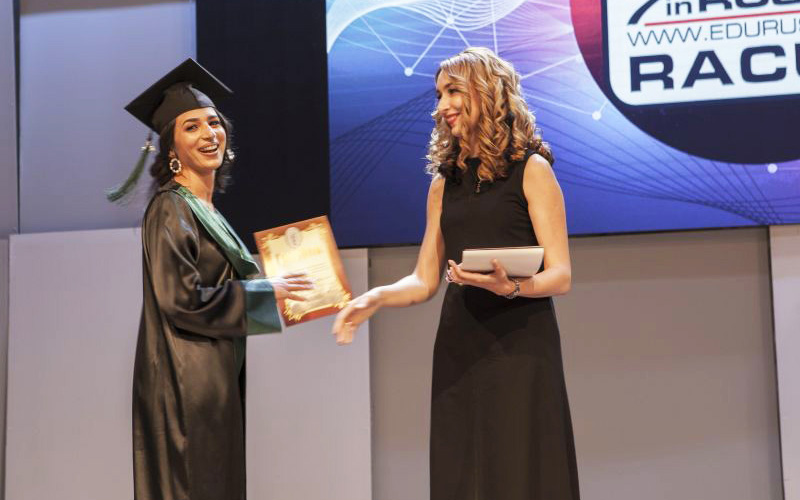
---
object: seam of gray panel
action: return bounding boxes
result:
[1,241,7,500]
[13,0,19,235]
[7,3,18,498]
[766,226,786,500]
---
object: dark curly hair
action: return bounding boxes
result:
[149,111,235,195]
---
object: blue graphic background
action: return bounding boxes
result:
[327,0,800,247]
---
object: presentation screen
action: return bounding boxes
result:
[327,0,800,247]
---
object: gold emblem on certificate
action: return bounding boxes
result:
[254,216,352,325]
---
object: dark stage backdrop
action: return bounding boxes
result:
[196,0,329,253]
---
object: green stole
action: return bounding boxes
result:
[172,185,260,279]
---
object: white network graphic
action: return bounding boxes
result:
[327,0,800,229]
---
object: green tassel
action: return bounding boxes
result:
[106,132,155,203]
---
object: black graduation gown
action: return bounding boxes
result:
[132,181,282,500]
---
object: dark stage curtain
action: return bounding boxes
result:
[196,0,330,252]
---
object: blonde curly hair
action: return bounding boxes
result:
[426,47,553,182]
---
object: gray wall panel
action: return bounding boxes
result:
[369,227,781,500]
[368,246,441,500]
[6,230,371,500]
[247,248,372,500]
[7,228,141,500]
[559,228,780,500]
[19,1,194,233]
[0,239,9,500]
[0,0,17,237]
[770,224,800,500]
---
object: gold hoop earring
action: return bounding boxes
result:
[169,158,182,175]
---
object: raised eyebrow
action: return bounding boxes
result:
[181,115,220,126]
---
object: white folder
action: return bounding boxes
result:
[461,246,544,278]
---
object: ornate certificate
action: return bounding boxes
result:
[254,216,352,325]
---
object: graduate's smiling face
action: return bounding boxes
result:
[171,107,227,173]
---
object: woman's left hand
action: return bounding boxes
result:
[446,259,515,296]
[269,272,314,301]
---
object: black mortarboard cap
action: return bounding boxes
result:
[125,58,233,134]
[107,59,232,203]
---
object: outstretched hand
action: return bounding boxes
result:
[446,259,516,296]
[332,291,381,345]
[268,272,314,301]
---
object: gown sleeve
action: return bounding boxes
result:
[143,191,282,338]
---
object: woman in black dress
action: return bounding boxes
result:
[109,59,312,500]
[333,47,579,499]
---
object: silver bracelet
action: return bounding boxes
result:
[504,278,520,299]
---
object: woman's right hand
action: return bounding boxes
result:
[268,273,314,301]
[332,290,382,345]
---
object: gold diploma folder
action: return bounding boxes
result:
[253,215,352,326]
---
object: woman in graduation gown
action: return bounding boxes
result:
[109,59,312,500]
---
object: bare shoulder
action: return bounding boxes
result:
[424,174,446,219]
[428,174,445,200]
[429,173,445,192]
[522,153,563,202]
[523,153,557,182]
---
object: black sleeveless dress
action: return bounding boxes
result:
[431,153,580,500]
